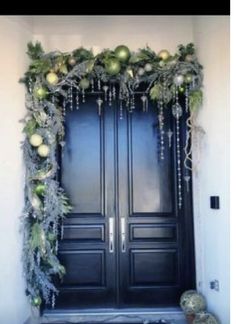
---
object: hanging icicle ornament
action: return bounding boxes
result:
[158,98,165,160]
[103,85,109,101]
[75,89,80,110]
[173,87,183,210]
[96,97,103,116]
[141,94,148,112]
[184,174,191,193]
[167,129,173,148]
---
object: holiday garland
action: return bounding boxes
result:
[20,42,203,308]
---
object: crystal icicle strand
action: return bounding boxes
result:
[69,82,73,110]
[141,94,148,112]
[103,85,108,101]
[51,293,55,309]
[119,87,123,120]
[96,97,103,116]
[158,97,165,160]
[174,87,183,210]
[75,89,79,110]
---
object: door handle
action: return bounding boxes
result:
[109,218,114,253]
[121,217,126,253]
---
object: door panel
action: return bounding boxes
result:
[53,94,195,310]
[54,97,117,309]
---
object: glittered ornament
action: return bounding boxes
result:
[79,78,90,90]
[174,74,184,86]
[193,312,219,324]
[29,134,43,147]
[158,49,170,61]
[31,296,42,307]
[114,45,130,62]
[35,183,46,196]
[105,58,121,75]
[37,144,50,158]
[180,290,206,315]
[34,86,47,100]
[137,67,145,76]
[185,73,193,84]
[46,72,59,85]
[144,63,152,72]
[68,56,76,66]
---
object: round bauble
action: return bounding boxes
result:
[158,49,170,61]
[144,63,153,72]
[29,134,43,147]
[37,144,50,158]
[193,312,219,324]
[174,74,184,86]
[179,86,185,93]
[46,72,59,86]
[114,45,130,62]
[68,56,76,66]
[34,86,47,100]
[105,58,121,75]
[137,67,145,76]
[35,183,46,196]
[159,60,166,68]
[31,296,42,307]
[79,78,90,90]
[185,54,194,62]
[185,73,193,84]
[180,290,206,314]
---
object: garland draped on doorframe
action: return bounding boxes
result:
[20,42,203,308]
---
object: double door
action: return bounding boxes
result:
[54,95,195,309]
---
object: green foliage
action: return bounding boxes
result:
[150,83,162,101]
[178,43,195,59]
[27,42,44,60]
[23,118,38,137]
[30,223,46,252]
[189,90,203,112]
[72,47,94,62]
[29,58,51,74]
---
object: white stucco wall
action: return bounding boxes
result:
[192,16,230,324]
[0,17,32,324]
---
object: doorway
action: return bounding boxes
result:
[53,94,195,310]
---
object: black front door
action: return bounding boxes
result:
[54,94,195,310]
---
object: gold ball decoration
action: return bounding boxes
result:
[114,45,130,62]
[34,86,47,100]
[185,54,194,62]
[46,72,59,85]
[158,49,170,61]
[29,134,43,147]
[37,144,50,158]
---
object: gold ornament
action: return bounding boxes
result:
[158,49,170,61]
[37,144,50,158]
[185,73,193,84]
[105,58,121,75]
[185,54,194,62]
[46,72,59,85]
[29,134,43,147]
[34,86,47,100]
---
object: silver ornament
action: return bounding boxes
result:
[174,74,184,86]
[144,63,152,72]
[137,67,145,76]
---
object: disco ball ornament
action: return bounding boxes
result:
[180,290,206,315]
[193,312,219,324]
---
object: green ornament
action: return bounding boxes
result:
[79,78,90,90]
[105,58,121,75]
[185,73,193,84]
[34,86,47,100]
[31,296,42,307]
[35,183,46,196]
[114,45,130,62]
[179,86,185,93]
